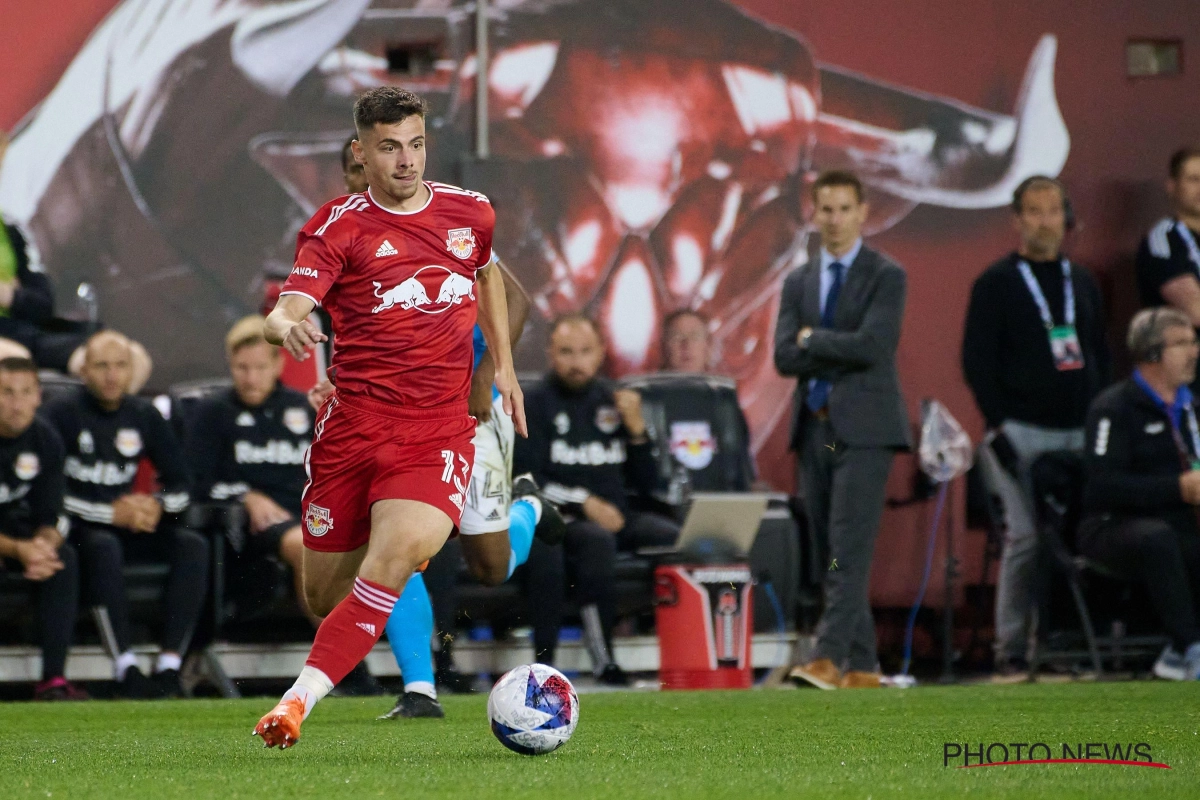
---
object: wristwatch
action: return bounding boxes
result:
[799,328,814,349]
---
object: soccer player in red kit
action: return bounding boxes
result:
[253,87,525,748]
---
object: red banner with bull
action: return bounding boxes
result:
[654,563,754,690]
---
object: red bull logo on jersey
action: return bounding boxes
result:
[446,227,476,260]
[437,273,475,305]
[372,266,476,315]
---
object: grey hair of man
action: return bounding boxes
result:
[1127,306,1194,364]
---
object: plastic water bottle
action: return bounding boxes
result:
[667,464,692,511]
[76,282,99,323]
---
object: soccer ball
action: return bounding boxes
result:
[487,663,579,755]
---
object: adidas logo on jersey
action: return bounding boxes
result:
[375,240,398,258]
[356,622,377,636]
[486,508,502,521]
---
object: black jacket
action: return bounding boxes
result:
[963,253,1111,429]
[0,221,55,331]
[514,374,658,514]
[1135,217,1200,308]
[185,385,312,512]
[1083,378,1197,536]
[0,416,67,538]
[43,387,191,527]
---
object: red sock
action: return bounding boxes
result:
[304,577,398,686]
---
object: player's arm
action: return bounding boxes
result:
[1160,274,1200,328]
[472,259,530,420]
[29,431,67,549]
[186,399,246,502]
[265,294,327,361]
[143,406,191,520]
[476,260,527,437]
[0,531,63,580]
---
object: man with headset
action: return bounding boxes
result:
[962,175,1111,682]
[1081,307,1200,681]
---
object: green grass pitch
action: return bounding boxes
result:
[1,682,1197,799]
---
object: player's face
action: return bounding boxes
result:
[663,315,710,373]
[354,116,427,206]
[1160,324,1200,387]
[0,369,40,437]
[1014,185,1066,260]
[1169,157,1200,219]
[813,186,867,256]
[230,341,282,408]
[82,338,134,407]
[549,321,605,390]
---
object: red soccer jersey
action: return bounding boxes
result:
[280,182,495,409]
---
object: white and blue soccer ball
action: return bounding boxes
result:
[487,663,579,755]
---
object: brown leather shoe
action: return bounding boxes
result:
[789,658,841,690]
[839,670,882,688]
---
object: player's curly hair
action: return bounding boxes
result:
[353,87,428,133]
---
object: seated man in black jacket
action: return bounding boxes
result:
[657,308,756,492]
[186,316,382,696]
[0,134,51,362]
[515,313,678,685]
[0,357,86,700]
[43,331,207,698]
[0,221,61,360]
[187,316,313,618]
[1,217,151,381]
[1081,307,1200,681]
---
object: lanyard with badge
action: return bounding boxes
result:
[1168,399,1200,472]
[1018,259,1084,371]
[1139,370,1200,471]
[1170,401,1200,532]
[1141,375,1200,532]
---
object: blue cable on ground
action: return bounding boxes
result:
[756,580,789,686]
[900,480,949,677]
[761,581,787,635]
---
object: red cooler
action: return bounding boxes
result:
[654,562,754,689]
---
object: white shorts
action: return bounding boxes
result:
[459,394,514,535]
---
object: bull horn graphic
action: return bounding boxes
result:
[815,35,1068,209]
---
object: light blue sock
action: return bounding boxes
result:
[385,572,435,695]
[507,498,538,579]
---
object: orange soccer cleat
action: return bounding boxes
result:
[253,697,306,749]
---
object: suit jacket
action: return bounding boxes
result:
[773,243,912,450]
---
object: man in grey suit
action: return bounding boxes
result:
[774,170,912,689]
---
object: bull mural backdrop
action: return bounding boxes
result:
[3,0,1198,608]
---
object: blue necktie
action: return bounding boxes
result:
[806,261,844,413]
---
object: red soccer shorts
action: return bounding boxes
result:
[301,393,476,553]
